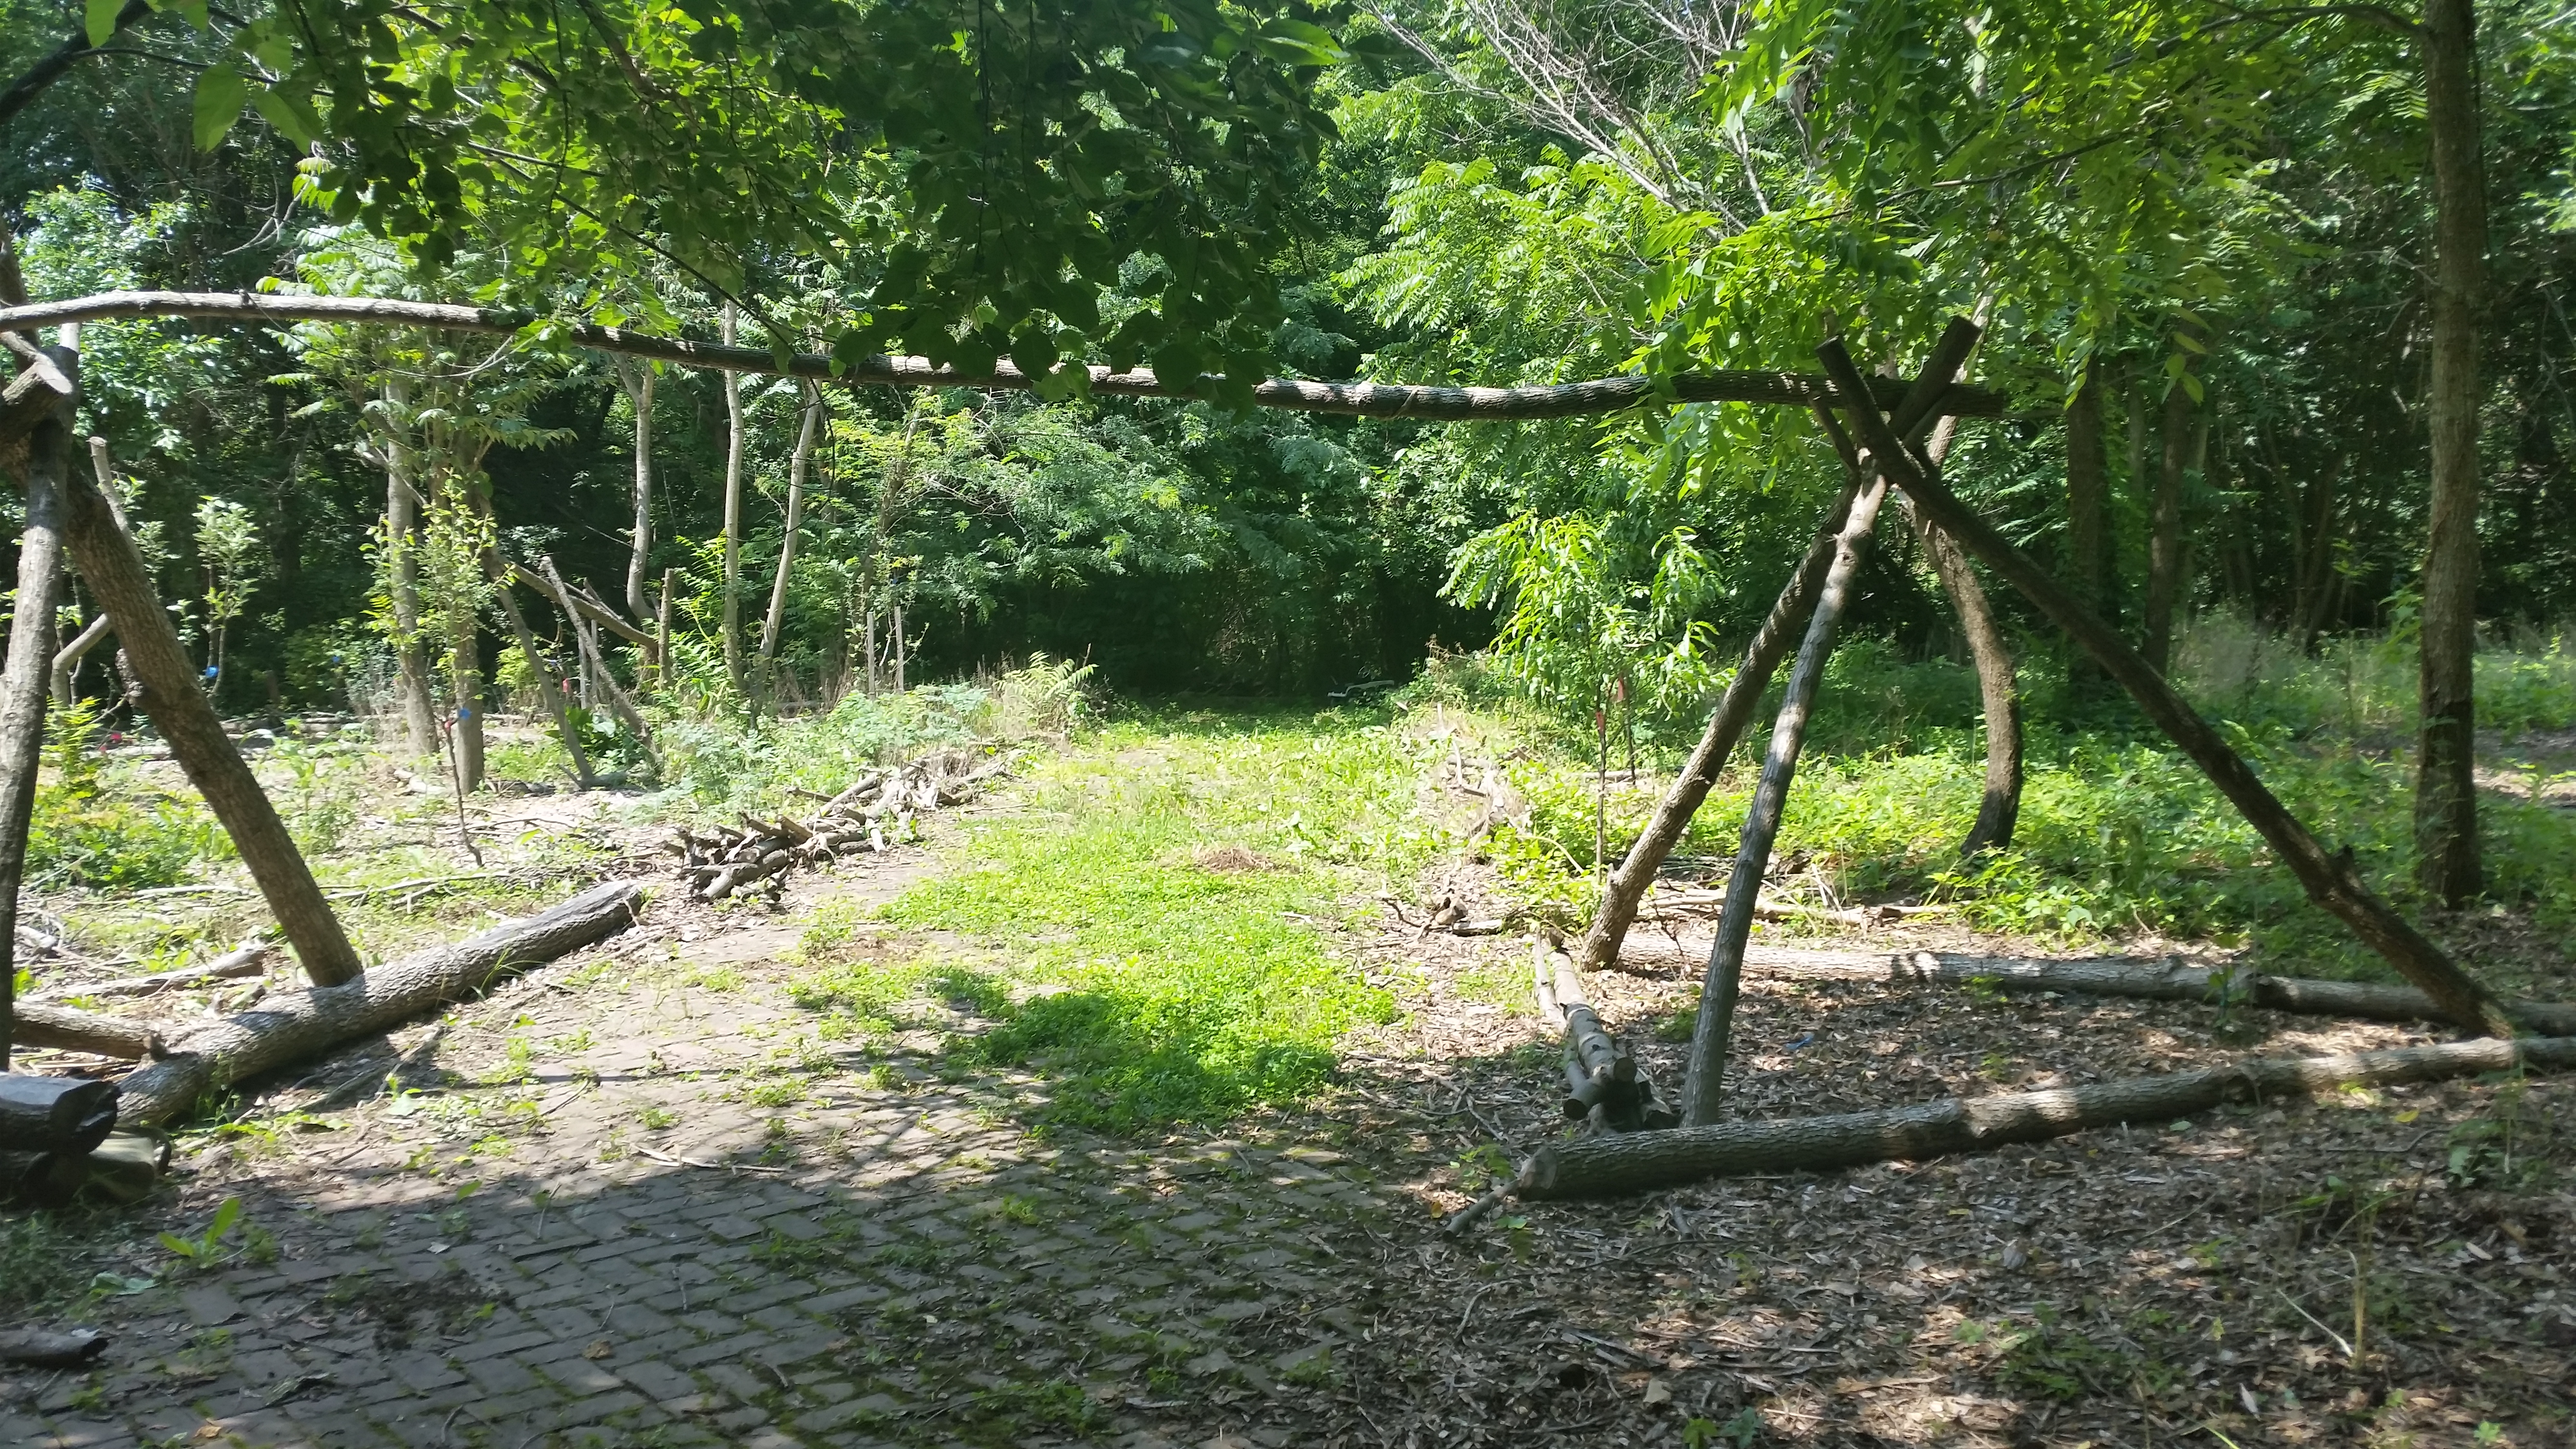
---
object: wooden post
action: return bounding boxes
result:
[1815,335,2519,1036]
[0,346,72,1070]
[60,440,363,986]
[1677,465,1892,1127]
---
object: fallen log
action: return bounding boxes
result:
[32,941,273,1000]
[1533,935,1674,1132]
[0,1073,117,1153]
[10,999,162,1058]
[113,880,643,1127]
[1515,1034,2576,1200]
[1658,944,2576,1036]
[0,1327,108,1368]
[671,749,1006,900]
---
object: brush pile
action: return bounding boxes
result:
[669,748,1011,901]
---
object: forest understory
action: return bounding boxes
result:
[2,682,2571,1449]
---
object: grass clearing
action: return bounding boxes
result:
[791,708,1443,1132]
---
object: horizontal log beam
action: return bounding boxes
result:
[1517,1034,2576,1200]
[0,292,2011,422]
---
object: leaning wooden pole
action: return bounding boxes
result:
[1520,1035,2576,1200]
[1814,337,2519,1037]
[1676,470,1890,1128]
[0,345,72,1071]
[1575,326,1984,982]
[59,440,364,986]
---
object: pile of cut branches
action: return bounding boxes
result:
[669,748,1010,901]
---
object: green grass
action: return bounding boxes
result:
[790,708,1439,1132]
[1492,619,2576,982]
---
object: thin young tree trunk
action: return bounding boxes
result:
[1679,462,1893,1127]
[0,354,71,1071]
[536,558,660,772]
[479,544,595,788]
[759,384,822,680]
[1815,336,2518,1037]
[383,378,439,756]
[2065,365,2110,693]
[620,359,656,626]
[2417,0,2485,905]
[2144,327,2200,674]
[1898,418,2021,856]
[50,612,106,702]
[60,439,362,986]
[444,533,485,795]
[720,303,747,698]
[656,567,674,688]
[892,600,906,693]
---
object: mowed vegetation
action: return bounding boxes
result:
[787,711,1441,1131]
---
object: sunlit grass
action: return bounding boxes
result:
[791,708,1441,1132]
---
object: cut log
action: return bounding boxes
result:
[1517,1035,2576,1200]
[113,880,643,1127]
[61,439,363,986]
[1533,935,1674,1132]
[32,941,273,1000]
[1721,945,2576,1035]
[1816,336,2520,1038]
[0,1072,117,1153]
[10,999,162,1058]
[0,1326,108,1368]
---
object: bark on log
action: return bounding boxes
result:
[60,442,363,987]
[1532,936,1671,1131]
[0,1073,117,1153]
[113,879,643,1127]
[1814,337,2521,1038]
[0,292,2012,423]
[0,344,69,1071]
[1723,945,2576,1035]
[0,1326,109,1368]
[10,999,161,1058]
[1518,1035,2576,1200]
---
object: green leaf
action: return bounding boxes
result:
[252,85,323,148]
[84,0,123,48]
[193,62,248,152]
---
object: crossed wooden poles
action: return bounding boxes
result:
[0,299,2524,1096]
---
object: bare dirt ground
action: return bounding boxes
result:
[6,783,2575,1449]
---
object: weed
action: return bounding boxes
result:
[0,1210,113,1316]
[636,1105,679,1131]
[159,1197,250,1271]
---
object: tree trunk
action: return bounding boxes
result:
[2144,325,2200,674]
[1815,336,2518,1037]
[480,539,596,789]
[112,880,641,1127]
[0,360,69,1071]
[720,303,747,698]
[51,610,106,702]
[1571,487,1852,977]
[759,384,822,682]
[2065,364,2110,693]
[445,558,485,794]
[620,359,656,625]
[29,940,269,1000]
[656,567,674,689]
[384,378,439,756]
[892,600,906,693]
[536,557,659,772]
[1519,1035,2576,1200]
[1679,468,1892,1127]
[1895,419,2021,856]
[2416,0,2485,905]
[59,441,363,986]
[0,1073,117,1155]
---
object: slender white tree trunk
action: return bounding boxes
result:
[720,303,746,698]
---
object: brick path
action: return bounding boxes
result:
[6,878,1408,1449]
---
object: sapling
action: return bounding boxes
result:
[192,497,265,702]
